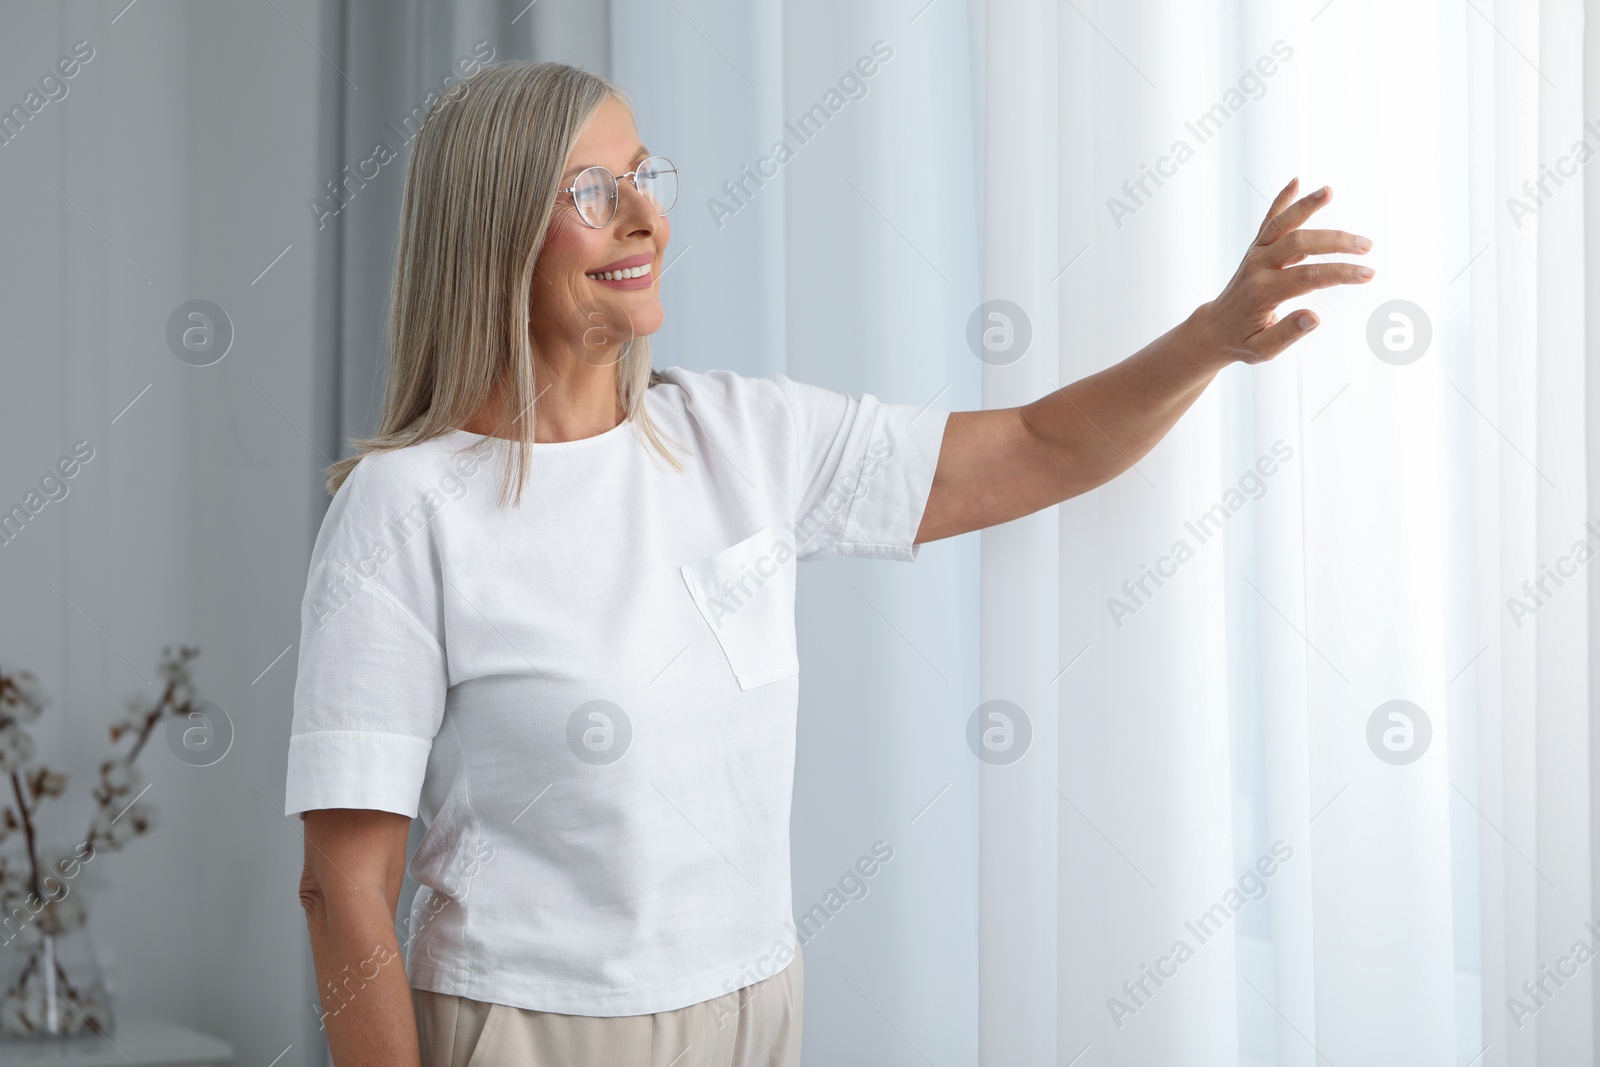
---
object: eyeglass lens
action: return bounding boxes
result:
[571,156,679,227]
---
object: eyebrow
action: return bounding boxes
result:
[561,145,649,180]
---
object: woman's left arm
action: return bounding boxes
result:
[915,177,1374,545]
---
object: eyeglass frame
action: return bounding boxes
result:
[559,155,679,229]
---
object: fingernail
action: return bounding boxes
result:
[1357,266,1375,279]
[1314,186,1330,200]
[1298,314,1317,331]
[1355,236,1372,251]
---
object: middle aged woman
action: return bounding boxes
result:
[287,60,1372,1067]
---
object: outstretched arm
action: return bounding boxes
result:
[915,178,1373,545]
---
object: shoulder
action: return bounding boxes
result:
[652,365,791,415]
[338,434,496,508]
[315,435,495,560]
[646,367,806,460]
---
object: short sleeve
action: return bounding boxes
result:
[773,374,950,563]
[283,455,449,820]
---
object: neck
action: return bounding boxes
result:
[462,344,625,443]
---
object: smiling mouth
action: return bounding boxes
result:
[585,262,652,282]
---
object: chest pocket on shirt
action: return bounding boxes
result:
[680,522,799,690]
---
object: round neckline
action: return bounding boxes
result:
[439,375,672,451]
[443,416,635,451]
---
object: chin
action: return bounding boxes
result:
[575,298,663,348]
[611,295,663,335]
[630,309,665,337]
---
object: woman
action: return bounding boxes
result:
[285,60,1371,1067]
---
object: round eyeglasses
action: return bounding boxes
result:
[562,155,679,229]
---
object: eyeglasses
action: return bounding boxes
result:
[561,155,679,229]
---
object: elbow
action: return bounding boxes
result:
[298,861,326,919]
[1015,404,1102,504]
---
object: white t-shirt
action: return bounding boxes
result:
[282,366,950,1016]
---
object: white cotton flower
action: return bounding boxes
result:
[87,806,132,851]
[99,759,140,796]
[35,893,86,937]
[169,681,194,709]
[90,797,156,847]
[8,675,47,723]
[158,655,190,684]
[0,992,29,1033]
[122,801,158,837]
[0,889,44,949]
[40,849,89,885]
[0,728,34,775]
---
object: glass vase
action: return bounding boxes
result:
[0,913,115,1038]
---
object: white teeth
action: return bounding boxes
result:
[587,263,652,281]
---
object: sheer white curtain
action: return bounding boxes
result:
[1467,2,1594,1065]
[990,0,1595,1065]
[323,0,1597,1064]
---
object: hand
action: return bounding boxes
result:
[1194,177,1373,367]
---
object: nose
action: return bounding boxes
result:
[611,175,659,236]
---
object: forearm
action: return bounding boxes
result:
[303,889,420,1067]
[915,178,1370,545]
[1019,302,1227,500]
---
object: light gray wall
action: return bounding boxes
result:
[186,0,339,1061]
[1,0,329,1061]
[1,0,203,1033]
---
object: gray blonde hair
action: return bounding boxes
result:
[324,60,683,504]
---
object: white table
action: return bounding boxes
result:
[0,1008,233,1066]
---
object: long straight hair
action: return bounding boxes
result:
[324,61,683,505]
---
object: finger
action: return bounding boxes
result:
[1255,177,1299,240]
[1246,308,1319,362]
[1266,229,1373,267]
[1257,185,1331,246]
[1269,260,1375,300]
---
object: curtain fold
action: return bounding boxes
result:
[979,2,1061,1063]
[1051,1,1244,1061]
[1469,2,1593,1065]
[1287,0,1463,1057]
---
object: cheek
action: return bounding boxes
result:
[531,216,603,317]
[539,214,595,274]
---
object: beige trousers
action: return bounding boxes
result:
[412,946,803,1067]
